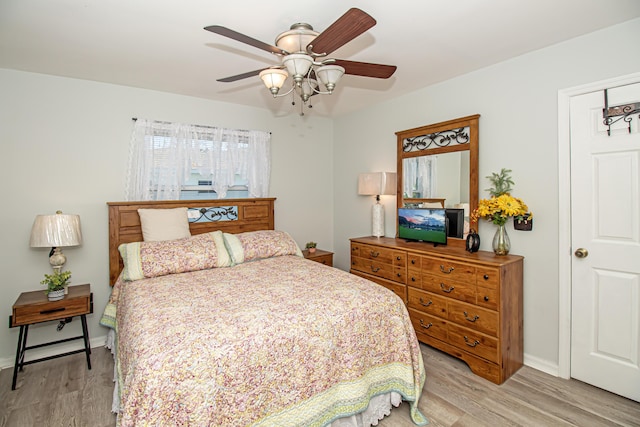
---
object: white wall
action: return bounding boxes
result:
[0,69,334,366]
[333,18,640,372]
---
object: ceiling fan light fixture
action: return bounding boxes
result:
[282,54,313,86]
[275,23,319,54]
[300,78,319,102]
[259,68,288,96]
[316,65,345,93]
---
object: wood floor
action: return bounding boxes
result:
[1,344,638,426]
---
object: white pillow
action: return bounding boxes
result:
[137,207,191,242]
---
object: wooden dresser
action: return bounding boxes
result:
[350,236,523,384]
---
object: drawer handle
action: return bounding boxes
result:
[419,298,433,307]
[440,283,455,293]
[411,276,417,282]
[484,296,490,302]
[463,311,480,322]
[440,265,455,274]
[396,256,401,260]
[483,274,489,280]
[464,336,480,347]
[370,251,380,258]
[419,319,432,329]
[40,307,66,315]
[370,266,380,273]
[411,259,416,264]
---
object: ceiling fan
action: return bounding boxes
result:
[204,8,397,114]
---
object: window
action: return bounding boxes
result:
[125,119,270,201]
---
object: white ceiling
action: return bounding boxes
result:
[2,0,639,117]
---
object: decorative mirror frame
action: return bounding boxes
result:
[396,114,480,246]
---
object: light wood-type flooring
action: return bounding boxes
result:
[1,344,638,426]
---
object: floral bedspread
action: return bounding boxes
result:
[102,255,427,426]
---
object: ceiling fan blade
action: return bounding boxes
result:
[307,8,376,56]
[204,25,285,55]
[333,59,397,79]
[217,68,266,83]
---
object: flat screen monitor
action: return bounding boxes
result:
[398,208,447,246]
[445,208,465,239]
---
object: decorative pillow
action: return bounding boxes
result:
[138,207,191,242]
[119,230,231,281]
[223,230,302,264]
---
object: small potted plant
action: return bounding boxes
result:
[305,241,317,254]
[41,270,72,301]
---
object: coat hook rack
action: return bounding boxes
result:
[603,88,640,136]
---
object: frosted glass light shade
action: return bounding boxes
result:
[275,25,319,53]
[300,78,318,102]
[30,212,82,248]
[316,65,345,92]
[282,54,313,83]
[259,69,289,95]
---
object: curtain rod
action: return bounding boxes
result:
[131,117,270,134]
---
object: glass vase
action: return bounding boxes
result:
[492,224,511,255]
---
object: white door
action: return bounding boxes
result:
[570,82,640,402]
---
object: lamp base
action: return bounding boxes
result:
[372,202,384,237]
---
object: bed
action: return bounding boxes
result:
[100,198,428,426]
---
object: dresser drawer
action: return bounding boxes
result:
[407,269,422,287]
[448,323,499,363]
[351,256,406,284]
[447,299,499,336]
[409,308,448,341]
[353,243,406,266]
[421,274,476,305]
[477,286,499,310]
[476,267,500,290]
[421,256,476,282]
[356,272,407,302]
[408,254,421,269]
[407,288,447,318]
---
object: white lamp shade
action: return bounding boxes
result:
[30,212,82,247]
[282,53,313,79]
[316,65,345,92]
[358,172,397,196]
[259,69,288,92]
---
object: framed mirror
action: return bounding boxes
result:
[396,114,479,244]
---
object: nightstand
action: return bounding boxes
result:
[302,248,334,266]
[9,283,93,390]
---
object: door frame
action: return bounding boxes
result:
[557,71,640,379]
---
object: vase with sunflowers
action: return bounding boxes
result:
[472,168,532,255]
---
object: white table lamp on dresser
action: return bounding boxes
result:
[358,172,396,237]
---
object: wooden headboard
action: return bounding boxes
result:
[107,198,276,285]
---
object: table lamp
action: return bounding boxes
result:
[30,211,82,273]
[358,172,396,237]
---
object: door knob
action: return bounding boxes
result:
[574,248,589,258]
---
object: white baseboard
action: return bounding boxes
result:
[524,352,560,377]
[0,334,108,370]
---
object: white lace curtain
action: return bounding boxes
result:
[403,155,437,199]
[125,119,271,200]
